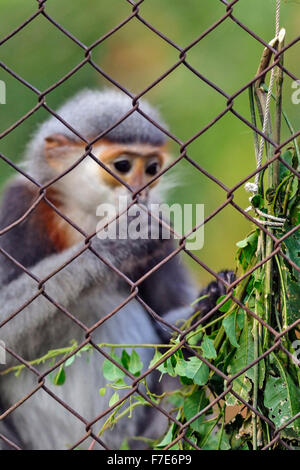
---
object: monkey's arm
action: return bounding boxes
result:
[0,236,161,362]
[136,240,197,338]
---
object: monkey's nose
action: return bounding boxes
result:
[131,186,149,203]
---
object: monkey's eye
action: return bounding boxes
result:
[145,160,160,176]
[113,159,132,174]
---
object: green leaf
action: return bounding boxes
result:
[237,310,245,330]
[202,428,230,450]
[201,335,217,359]
[224,314,265,404]
[120,439,130,450]
[265,355,300,433]
[280,150,293,181]
[64,356,75,368]
[121,350,130,370]
[156,423,176,448]
[103,357,125,382]
[149,350,163,369]
[183,390,209,433]
[187,329,203,346]
[167,393,184,408]
[236,239,249,248]
[223,312,239,348]
[169,443,179,450]
[217,295,233,313]
[133,395,148,405]
[148,350,169,376]
[251,194,264,209]
[109,392,120,407]
[236,232,258,249]
[164,355,177,377]
[175,357,209,386]
[226,319,260,404]
[128,350,143,376]
[282,228,300,324]
[99,387,106,396]
[236,232,258,269]
[53,366,66,386]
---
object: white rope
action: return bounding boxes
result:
[245,0,284,225]
[254,0,281,187]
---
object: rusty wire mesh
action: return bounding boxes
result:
[0,0,299,451]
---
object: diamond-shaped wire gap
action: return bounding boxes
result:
[0,14,87,91]
[133,7,237,111]
[230,72,300,150]
[183,202,253,284]
[88,19,180,95]
[229,0,300,65]
[39,5,180,100]
[0,153,42,205]
[137,63,229,143]
[0,350,43,421]
[183,14,269,98]
[228,197,280,246]
[0,68,42,153]
[0,1,39,45]
[0,63,92,145]
[0,351,92,451]
[20,383,95,450]
[182,245,282,339]
[227,15,298,85]
[149,151,229,239]
[224,8,299,84]
[0,275,90,353]
[183,113,258,192]
[126,188,237,292]
[136,0,225,48]
[45,0,130,47]
[226,111,276,156]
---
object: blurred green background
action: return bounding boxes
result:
[0,0,299,284]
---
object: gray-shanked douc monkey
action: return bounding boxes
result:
[0,89,232,449]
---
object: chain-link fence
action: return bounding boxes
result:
[0,0,300,451]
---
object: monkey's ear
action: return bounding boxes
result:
[44,133,75,150]
[44,133,78,170]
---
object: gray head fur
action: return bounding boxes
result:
[24,89,167,183]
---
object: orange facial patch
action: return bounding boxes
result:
[92,141,169,191]
[43,133,169,192]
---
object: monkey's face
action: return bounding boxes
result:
[44,134,168,211]
[94,142,168,202]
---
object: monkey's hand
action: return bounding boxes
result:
[196,270,235,319]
